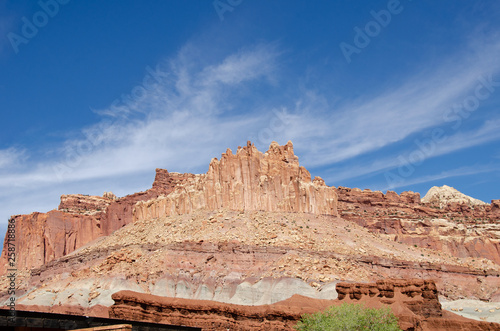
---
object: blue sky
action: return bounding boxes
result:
[1,1,500,236]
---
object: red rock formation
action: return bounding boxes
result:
[1,140,499,278]
[337,279,500,331]
[0,170,178,274]
[109,280,500,331]
[337,279,442,320]
[134,141,338,221]
[58,194,115,215]
[492,200,500,215]
[110,290,313,330]
[335,186,500,264]
[0,211,103,275]
[99,190,158,237]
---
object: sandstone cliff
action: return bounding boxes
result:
[58,194,115,215]
[133,141,338,221]
[0,141,340,274]
[7,208,499,312]
[336,186,500,265]
[0,174,170,274]
[1,140,500,306]
[2,140,500,329]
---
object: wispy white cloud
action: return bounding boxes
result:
[1,32,500,232]
[0,43,279,190]
[376,164,498,192]
[288,37,500,168]
[321,118,500,184]
[0,43,282,234]
[3,35,500,189]
[201,44,278,86]
[0,147,26,169]
[432,119,500,156]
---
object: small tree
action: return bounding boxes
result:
[294,303,401,331]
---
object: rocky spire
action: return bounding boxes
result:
[134,141,338,220]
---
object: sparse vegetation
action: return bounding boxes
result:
[294,303,401,331]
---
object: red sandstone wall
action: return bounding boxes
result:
[0,169,180,274]
[1,142,499,274]
[134,141,338,221]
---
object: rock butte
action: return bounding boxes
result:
[1,141,500,330]
[134,140,338,221]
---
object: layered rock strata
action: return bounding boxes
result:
[110,290,313,330]
[336,187,500,264]
[133,141,338,221]
[1,140,499,283]
[337,279,441,319]
[109,280,500,331]
[0,170,172,274]
[6,209,499,311]
[58,194,115,215]
[0,141,340,274]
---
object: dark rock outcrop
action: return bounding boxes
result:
[109,279,500,331]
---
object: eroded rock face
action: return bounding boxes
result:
[108,279,500,331]
[0,171,175,274]
[58,194,114,215]
[110,290,314,330]
[1,140,499,292]
[492,200,500,215]
[336,187,421,207]
[0,211,103,275]
[337,279,441,318]
[133,141,338,221]
[8,208,499,312]
[336,186,500,265]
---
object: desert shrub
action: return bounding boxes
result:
[294,303,401,331]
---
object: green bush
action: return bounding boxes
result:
[294,303,401,331]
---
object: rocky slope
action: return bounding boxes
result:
[1,141,500,328]
[0,141,338,274]
[3,207,500,312]
[336,186,500,265]
[3,141,499,275]
[0,169,182,274]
